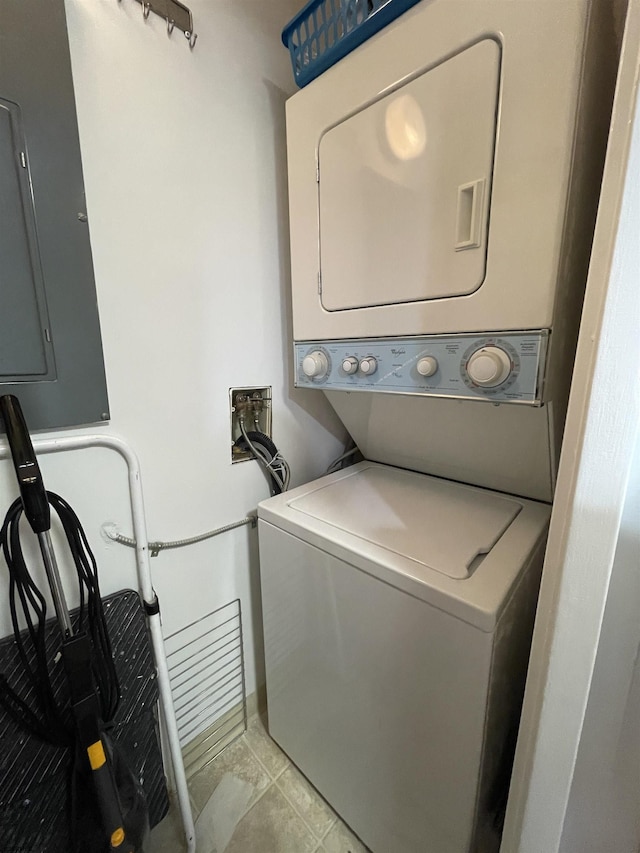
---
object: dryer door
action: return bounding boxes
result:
[318,39,500,312]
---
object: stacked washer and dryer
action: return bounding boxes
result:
[258,2,620,851]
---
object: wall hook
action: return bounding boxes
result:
[123,0,196,50]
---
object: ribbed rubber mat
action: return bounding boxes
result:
[0,589,169,851]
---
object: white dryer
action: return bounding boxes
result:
[285,0,619,501]
[259,462,550,852]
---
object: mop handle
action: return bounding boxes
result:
[0,395,51,534]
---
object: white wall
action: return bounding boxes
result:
[0,0,346,701]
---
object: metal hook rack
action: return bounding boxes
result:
[118,0,198,49]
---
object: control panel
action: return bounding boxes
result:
[294,332,548,405]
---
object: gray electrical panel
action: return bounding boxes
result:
[0,0,109,430]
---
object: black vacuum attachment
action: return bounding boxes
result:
[0,395,150,852]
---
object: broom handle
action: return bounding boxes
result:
[37,530,74,637]
[0,395,73,637]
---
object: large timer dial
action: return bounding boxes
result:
[466,346,511,387]
[462,339,520,394]
[301,348,331,382]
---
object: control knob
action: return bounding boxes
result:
[302,350,329,380]
[359,357,378,376]
[416,356,438,377]
[341,356,359,375]
[466,346,512,387]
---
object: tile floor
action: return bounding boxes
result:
[149,714,371,853]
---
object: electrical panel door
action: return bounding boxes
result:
[0,0,109,430]
[0,98,55,381]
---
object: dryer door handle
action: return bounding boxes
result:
[455,178,486,251]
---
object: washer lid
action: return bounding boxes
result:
[288,465,521,580]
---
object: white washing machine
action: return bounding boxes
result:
[259,0,620,851]
[259,463,550,852]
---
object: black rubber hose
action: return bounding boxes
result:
[234,431,285,495]
[237,431,279,458]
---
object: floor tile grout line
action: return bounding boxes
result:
[245,722,368,851]
[273,771,337,843]
[229,728,294,817]
[188,725,339,850]
[238,776,275,813]
[187,732,278,832]
[243,727,290,782]
[249,714,291,781]
[227,776,319,853]
[243,732,325,841]
[243,726,335,844]
[249,715,366,852]
[319,816,338,842]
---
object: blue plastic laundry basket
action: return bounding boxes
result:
[282,0,422,88]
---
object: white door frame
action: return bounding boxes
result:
[502,2,640,850]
